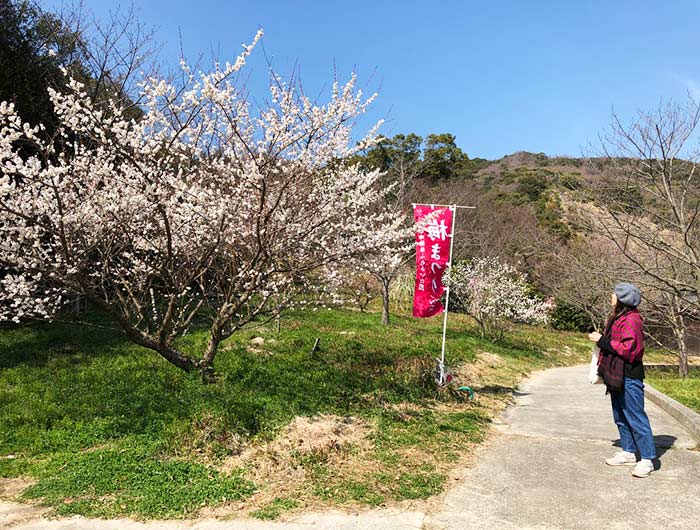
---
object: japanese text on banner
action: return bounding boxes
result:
[412,205,454,318]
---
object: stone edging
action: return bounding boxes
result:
[645,364,700,372]
[645,383,700,445]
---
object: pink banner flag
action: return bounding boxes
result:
[413,205,454,318]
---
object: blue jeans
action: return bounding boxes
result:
[610,378,656,460]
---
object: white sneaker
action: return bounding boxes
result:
[632,459,654,478]
[606,451,637,466]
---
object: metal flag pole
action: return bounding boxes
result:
[438,204,457,385]
[412,202,474,386]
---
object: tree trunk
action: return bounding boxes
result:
[73,296,82,318]
[670,297,689,378]
[381,278,390,326]
[160,344,199,373]
[200,326,223,383]
[678,337,689,378]
[91,295,199,374]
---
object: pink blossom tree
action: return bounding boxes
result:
[0,31,404,380]
[447,257,553,339]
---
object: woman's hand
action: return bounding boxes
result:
[588,331,602,343]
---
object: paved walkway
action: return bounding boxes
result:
[425,365,700,530]
[3,365,699,530]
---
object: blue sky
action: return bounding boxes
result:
[45,0,700,159]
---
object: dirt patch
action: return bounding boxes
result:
[451,361,487,384]
[246,337,267,355]
[210,415,373,518]
[476,352,504,367]
[227,414,372,467]
[0,476,35,499]
[272,415,370,456]
[450,352,505,386]
[544,344,578,359]
[0,477,54,526]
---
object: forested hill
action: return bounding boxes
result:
[475,151,592,179]
[463,150,595,242]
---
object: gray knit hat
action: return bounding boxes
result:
[615,282,641,308]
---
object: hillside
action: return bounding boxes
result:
[415,150,589,257]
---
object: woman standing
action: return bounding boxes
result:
[588,282,656,478]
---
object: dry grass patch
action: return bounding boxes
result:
[451,351,510,389]
[210,415,373,518]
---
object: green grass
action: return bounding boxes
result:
[251,497,300,520]
[20,437,254,518]
[646,370,700,414]
[0,306,590,519]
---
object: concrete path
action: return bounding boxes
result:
[3,365,699,530]
[424,365,700,530]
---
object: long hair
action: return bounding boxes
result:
[604,300,632,334]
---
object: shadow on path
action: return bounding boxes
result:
[612,434,677,465]
[472,384,531,396]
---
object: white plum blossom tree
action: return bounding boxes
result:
[357,151,415,326]
[447,256,553,339]
[0,30,405,379]
[361,226,413,325]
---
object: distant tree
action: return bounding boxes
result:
[1,0,79,149]
[517,173,548,201]
[422,133,468,180]
[336,269,381,312]
[351,131,481,324]
[358,133,423,181]
[0,0,154,131]
[363,232,413,325]
[459,156,490,178]
[358,131,479,182]
[352,133,417,324]
[538,234,618,330]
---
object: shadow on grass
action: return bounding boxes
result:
[472,384,518,395]
[0,309,452,457]
[0,306,582,519]
[0,312,126,369]
[0,307,565,461]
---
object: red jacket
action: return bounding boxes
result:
[603,309,645,363]
[596,309,645,392]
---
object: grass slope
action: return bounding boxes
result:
[646,370,700,414]
[0,307,590,520]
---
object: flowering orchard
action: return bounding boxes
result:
[447,257,553,339]
[0,31,406,379]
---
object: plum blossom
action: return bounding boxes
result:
[447,257,553,339]
[0,31,404,379]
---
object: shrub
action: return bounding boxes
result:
[549,300,593,332]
